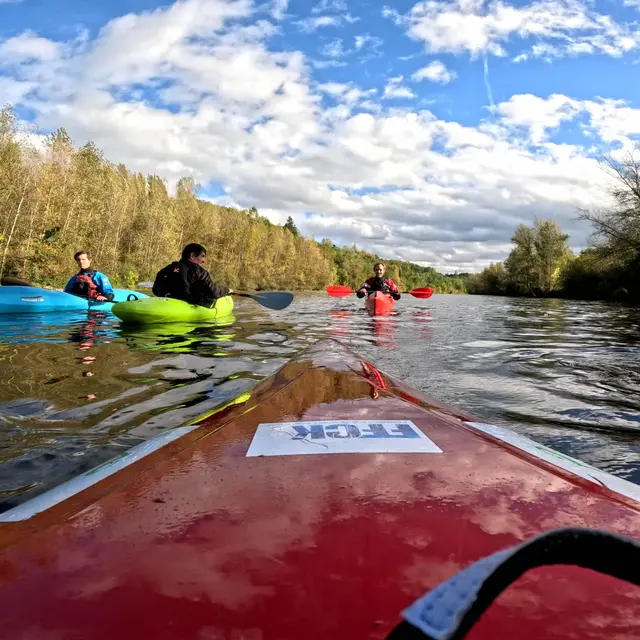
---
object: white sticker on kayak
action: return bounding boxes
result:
[466,422,640,503]
[246,420,442,457]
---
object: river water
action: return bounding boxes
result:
[0,293,639,512]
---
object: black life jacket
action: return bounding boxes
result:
[368,276,391,293]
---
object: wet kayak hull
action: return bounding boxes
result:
[0,285,147,314]
[365,290,395,315]
[0,340,637,639]
[112,295,234,324]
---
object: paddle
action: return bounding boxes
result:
[232,291,294,311]
[326,285,434,299]
[1,276,34,287]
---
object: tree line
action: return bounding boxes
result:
[0,105,465,294]
[468,148,640,302]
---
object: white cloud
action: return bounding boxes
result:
[318,82,377,108]
[311,58,348,68]
[342,14,360,24]
[581,99,640,143]
[0,77,36,106]
[3,0,640,272]
[383,75,416,99]
[494,94,581,143]
[297,12,359,32]
[312,0,347,13]
[82,0,253,85]
[412,60,456,84]
[300,0,359,30]
[0,31,62,62]
[390,0,640,60]
[354,34,369,50]
[270,0,289,20]
[321,38,347,58]
[354,33,384,54]
[296,15,342,32]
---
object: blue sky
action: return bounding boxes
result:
[2,0,640,271]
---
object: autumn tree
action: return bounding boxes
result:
[0,104,463,293]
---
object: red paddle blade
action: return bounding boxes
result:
[409,287,434,299]
[326,286,355,297]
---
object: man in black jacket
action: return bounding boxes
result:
[152,243,233,307]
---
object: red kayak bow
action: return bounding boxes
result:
[365,291,395,316]
[0,339,637,639]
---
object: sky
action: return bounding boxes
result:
[2,0,640,272]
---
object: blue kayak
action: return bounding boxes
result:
[0,286,148,314]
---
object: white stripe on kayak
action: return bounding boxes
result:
[0,425,199,522]
[466,422,640,504]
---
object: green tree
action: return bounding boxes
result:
[284,216,300,237]
[502,219,570,295]
[467,262,508,295]
[534,219,571,293]
[505,224,537,294]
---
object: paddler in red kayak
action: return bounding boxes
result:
[356,262,401,301]
[152,243,233,307]
[64,251,115,302]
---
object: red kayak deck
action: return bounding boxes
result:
[366,290,395,315]
[0,339,638,639]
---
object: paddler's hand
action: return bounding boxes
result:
[356,288,366,298]
[228,289,234,294]
[95,295,108,301]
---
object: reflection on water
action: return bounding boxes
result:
[0,293,639,511]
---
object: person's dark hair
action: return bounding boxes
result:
[181,243,207,261]
[74,251,91,261]
[374,262,385,269]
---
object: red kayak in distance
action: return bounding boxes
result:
[366,290,395,315]
[0,339,638,639]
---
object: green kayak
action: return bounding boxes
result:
[112,296,235,324]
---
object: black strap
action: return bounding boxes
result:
[126,293,139,301]
[387,527,640,640]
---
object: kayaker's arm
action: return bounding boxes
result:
[386,278,401,301]
[94,272,115,301]
[63,276,76,293]
[356,279,371,298]
[197,268,230,301]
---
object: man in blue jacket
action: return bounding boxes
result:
[64,251,115,301]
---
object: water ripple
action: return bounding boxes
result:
[0,293,639,511]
